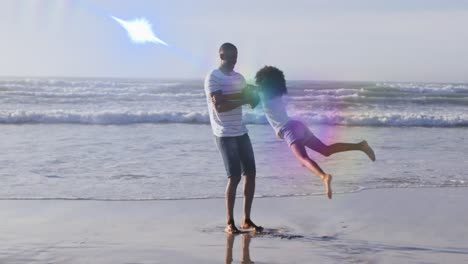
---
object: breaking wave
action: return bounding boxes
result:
[1,110,467,127]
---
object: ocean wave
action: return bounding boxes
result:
[375,83,468,94]
[303,88,359,96]
[290,94,468,106]
[0,110,210,124]
[0,79,184,89]
[300,86,468,106]
[2,90,204,100]
[1,110,467,127]
[302,84,468,101]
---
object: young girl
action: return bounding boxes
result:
[253,66,375,199]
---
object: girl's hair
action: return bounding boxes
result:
[255,66,287,98]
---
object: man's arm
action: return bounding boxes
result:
[211,85,260,112]
[220,93,244,101]
[215,84,259,101]
[205,73,249,112]
[210,91,249,113]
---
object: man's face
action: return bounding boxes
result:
[220,49,238,67]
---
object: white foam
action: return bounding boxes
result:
[0,110,210,124]
[1,110,467,127]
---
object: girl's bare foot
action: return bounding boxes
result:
[321,174,333,199]
[361,141,376,161]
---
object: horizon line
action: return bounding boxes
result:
[0,74,466,85]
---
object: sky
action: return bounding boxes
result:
[0,0,467,82]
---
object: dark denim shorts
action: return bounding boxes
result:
[280,120,316,146]
[215,133,256,179]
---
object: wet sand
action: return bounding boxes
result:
[1,188,467,263]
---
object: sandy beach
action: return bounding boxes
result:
[1,187,467,263]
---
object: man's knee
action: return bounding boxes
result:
[228,176,242,185]
[243,171,256,179]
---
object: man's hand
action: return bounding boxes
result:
[242,85,260,109]
[211,90,223,106]
[247,91,260,109]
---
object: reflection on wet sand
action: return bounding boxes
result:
[225,233,255,264]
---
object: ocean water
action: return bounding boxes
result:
[0,77,467,200]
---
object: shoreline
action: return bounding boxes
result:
[0,185,467,201]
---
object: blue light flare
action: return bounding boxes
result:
[75,0,208,68]
[111,16,168,46]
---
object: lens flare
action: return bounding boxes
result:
[111,16,168,46]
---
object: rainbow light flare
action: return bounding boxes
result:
[111,16,168,46]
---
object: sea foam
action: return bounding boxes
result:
[1,110,466,127]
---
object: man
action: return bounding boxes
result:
[204,43,262,234]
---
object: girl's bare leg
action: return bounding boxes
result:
[305,136,375,161]
[290,143,332,199]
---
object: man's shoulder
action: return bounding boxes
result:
[206,69,222,79]
[206,69,244,79]
[231,70,245,80]
[204,69,245,92]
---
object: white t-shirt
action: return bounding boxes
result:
[204,69,248,137]
[260,94,290,137]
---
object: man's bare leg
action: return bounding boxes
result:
[225,177,241,234]
[290,143,333,199]
[241,173,263,231]
[243,174,255,220]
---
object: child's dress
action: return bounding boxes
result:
[260,93,316,146]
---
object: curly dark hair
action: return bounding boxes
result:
[255,66,287,98]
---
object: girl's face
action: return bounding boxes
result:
[259,84,276,100]
[258,82,270,93]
